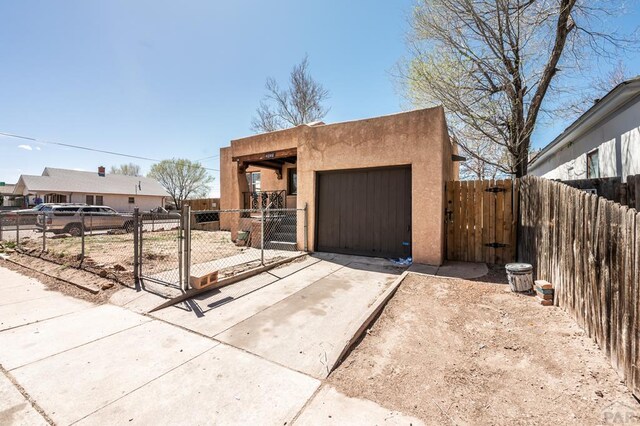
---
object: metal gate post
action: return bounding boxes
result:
[303,203,308,252]
[182,205,191,291]
[260,208,265,265]
[133,208,139,284]
[178,211,183,289]
[80,213,85,260]
[42,213,46,252]
[0,212,3,241]
[138,213,144,281]
[16,215,20,250]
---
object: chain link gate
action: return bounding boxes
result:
[134,204,307,292]
[135,207,186,290]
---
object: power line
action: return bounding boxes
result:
[0,131,220,171]
[196,154,220,161]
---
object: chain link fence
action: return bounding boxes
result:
[189,208,304,281]
[137,206,307,292]
[1,209,151,285]
[1,205,308,294]
[0,210,40,245]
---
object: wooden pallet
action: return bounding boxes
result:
[189,271,219,289]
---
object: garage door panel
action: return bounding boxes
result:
[316,167,411,258]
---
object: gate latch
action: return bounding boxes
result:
[485,186,506,193]
[485,242,508,248]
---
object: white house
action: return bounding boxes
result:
[0,184,20,208]
[12,167,168,212]
[529,76,640,182]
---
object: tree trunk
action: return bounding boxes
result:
[514,137,530,178]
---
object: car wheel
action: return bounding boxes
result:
[123,220,134,233]
[66,224,83,237]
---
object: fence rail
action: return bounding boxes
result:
[519,175,640,397]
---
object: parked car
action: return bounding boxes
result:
[2,203,86,227]
[141,206,181,221]
[36,205,134,236]
[15,203,86,216]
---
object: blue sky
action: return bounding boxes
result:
[1,1,638,195]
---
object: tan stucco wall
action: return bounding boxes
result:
[220,107,452,265]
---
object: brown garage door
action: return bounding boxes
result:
[315,166,411,258]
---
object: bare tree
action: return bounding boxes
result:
[109,163,141,176]
[403,0,636,177]
[458,138,509,180]
[594,60,632,95]
[251,56,330,133]
[148,159,213,209]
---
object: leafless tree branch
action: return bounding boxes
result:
[251,55,330,133]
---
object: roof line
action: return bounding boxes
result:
[529,76,640,168]
[231,106,444,143]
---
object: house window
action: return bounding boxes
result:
[587,149,599,178]
[95,195,104,206]
[288,168,297,195]
[246,172,261,192]
[86,195,94,205]
[128,197,135,204]
[45,194,67,203]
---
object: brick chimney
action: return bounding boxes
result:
[98,166,106,177]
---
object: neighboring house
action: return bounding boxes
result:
[0,184,20,209]
[528,76,640,181]
[220,107,457,265]
[11,167,168,212]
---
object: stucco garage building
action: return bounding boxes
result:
[219,107,456,265]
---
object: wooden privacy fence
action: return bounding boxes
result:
[445,179,518,264]
[519,175,640,397]
[183,198,220,211]
[627,175,640,210]
[562,174,640,209]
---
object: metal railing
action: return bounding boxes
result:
[243,190,286,210]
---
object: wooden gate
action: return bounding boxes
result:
[445,179,518,264]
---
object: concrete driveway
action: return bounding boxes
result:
[0,258,422,425]
[148,253,405,378]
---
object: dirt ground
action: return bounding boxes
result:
[329,272,640,425]
[17,229,246,277]
[0,254,123,304]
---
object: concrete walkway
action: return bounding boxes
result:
[0,263,421,425]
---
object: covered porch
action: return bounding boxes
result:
[232,147,298,211]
